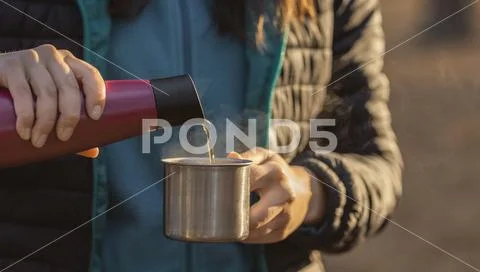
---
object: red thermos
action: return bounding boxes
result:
[0,74,203,167]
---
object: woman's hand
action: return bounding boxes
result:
[0,44,105,157]
[229,148,326,244]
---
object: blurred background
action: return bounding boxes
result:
[324,1,480,271]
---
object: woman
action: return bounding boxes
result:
[0,0,403,271]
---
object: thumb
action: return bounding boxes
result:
[227,152,243,159]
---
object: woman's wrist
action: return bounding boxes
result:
[292,166,327,226]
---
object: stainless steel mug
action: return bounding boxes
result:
[163,157,252,242]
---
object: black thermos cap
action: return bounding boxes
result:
[150,74,204,126]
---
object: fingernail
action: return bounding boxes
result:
[33,134,48,148]
[228,152,242,159]
[20,128,31,140]
[58,127,73,141]
[90,105,102,120]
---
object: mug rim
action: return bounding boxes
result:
[162,157,252,167]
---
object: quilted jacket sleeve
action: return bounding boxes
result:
[289,0,403,253]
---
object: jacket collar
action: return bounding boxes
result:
[244,0,288,147]
[75,0,111,74]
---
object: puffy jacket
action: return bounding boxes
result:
[268,0,403,270]
[0,0,403,271]
[0,1,94,271]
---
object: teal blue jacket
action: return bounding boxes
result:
[75,1,287,271]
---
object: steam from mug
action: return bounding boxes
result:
[0,74,204,167]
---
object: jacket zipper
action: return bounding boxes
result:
[178,1,194,272]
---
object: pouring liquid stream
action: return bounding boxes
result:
[202,124,215,164]
[200,106,215,163]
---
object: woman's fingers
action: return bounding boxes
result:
[238,148,312,244]
[1,56,35,141]
[44,48,82,142]
[24,47,59,148]
[35,44,82,143]
[64,53,105,120]
[250,160,293,192]
[250,201,284,229]
[0,45,105,148]
[243,209,290,244]
[240,147,274,165]
[249,182,293,229]
[246,156,296,238]
[227,152,243,159]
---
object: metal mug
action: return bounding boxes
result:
[162,157,252,242]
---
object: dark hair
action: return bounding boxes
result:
[109,0,317,43]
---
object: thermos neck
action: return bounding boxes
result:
[150,75,204,126]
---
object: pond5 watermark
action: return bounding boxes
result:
[142,118,338,155]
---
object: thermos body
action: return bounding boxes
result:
[0,75,203,167]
